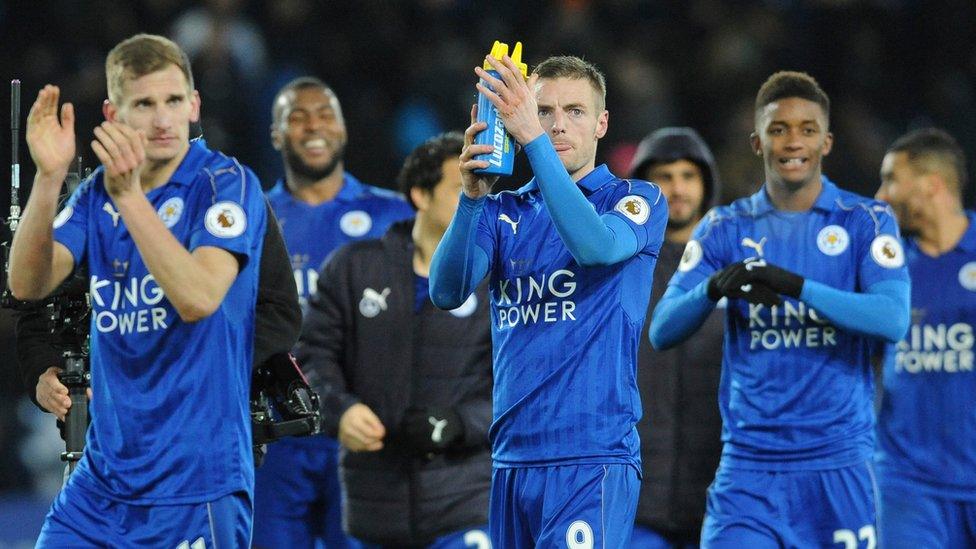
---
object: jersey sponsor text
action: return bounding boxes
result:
[895,322,975,373]
[495,269,578,328]
[747,301,837,350]
[90,273,169,334]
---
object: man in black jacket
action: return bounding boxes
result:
[16,199,301,419]
[296,132,492,547]
[628,127,725,548]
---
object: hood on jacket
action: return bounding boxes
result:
[627,127,722,210]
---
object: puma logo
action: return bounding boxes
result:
[498,213,521,235]
[363,287,390,310]
[428,416,448,443]
[359,287,391,318]
[103,202,121,227]
[741,236,767,257]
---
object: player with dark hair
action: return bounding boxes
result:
[649,71,910,547]
[297,132,493,547]
[10,33,267,546]
[430,54,668,547]
[875,127,976,549]
[252,76,414,549]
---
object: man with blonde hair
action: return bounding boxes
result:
[11,33,266,546]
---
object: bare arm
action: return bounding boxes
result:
[9,86,77,300]
[114,190,239,322]
[91,121,239,322]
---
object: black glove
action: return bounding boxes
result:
[743,258,804,299]
[707,260,782,307]
[398,407,464,455]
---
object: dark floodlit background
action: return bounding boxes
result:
[1,0,974,544]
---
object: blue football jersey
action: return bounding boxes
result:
[876,211,976,500]
[669,177,909,470]
[52,139,266,503]
[474,165,667,468]
[266,173,414,307]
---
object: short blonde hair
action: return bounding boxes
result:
[105,34,194,104]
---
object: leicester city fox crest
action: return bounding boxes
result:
[157,197,184,228]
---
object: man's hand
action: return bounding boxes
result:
[338,403,386,452]
[459,104,500,199]
[743,259,805,299]
[26,85,76,181]
[474,55,543,146]
[398,407,463,455]
[36,367,71,421]
[707,259,783,307]
[91,121,147,199]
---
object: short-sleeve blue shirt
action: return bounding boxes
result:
[474,165,668,469]
[876,211,976,500]
[53,139,266,504]
[669,177,909,470]
[266,173,413,308]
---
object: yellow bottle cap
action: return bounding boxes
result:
[483,41,509,70]
[511,42,528,77]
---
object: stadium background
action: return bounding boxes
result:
[0,0,974,545]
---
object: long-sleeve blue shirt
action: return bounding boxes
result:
[430,135,668,467]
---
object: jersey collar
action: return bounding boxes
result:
[167,138,210,187]
[334,172,365,202]
[270,171,363,204]
[751,175,839,215]
[516,164,614,195]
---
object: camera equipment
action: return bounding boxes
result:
[48,275,91,473]
[250,352,322,466]
[9,79,20,234]
[1,79,24,310]
[3,79,92,475]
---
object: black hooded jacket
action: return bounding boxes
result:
[628,127,726,539]
[296,219,492,545]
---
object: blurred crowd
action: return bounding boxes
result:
[1,0,975,528]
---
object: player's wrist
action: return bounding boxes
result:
[782,273,804,298]
[706,273,723,301]
[513,127,545,147]
[109,186,148,208]
[459,189,489,207]
[461,186,489,200]
[707,263,738,301]
[521,132,549,154]
[34,170,69,191]
[759,263,804,298]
